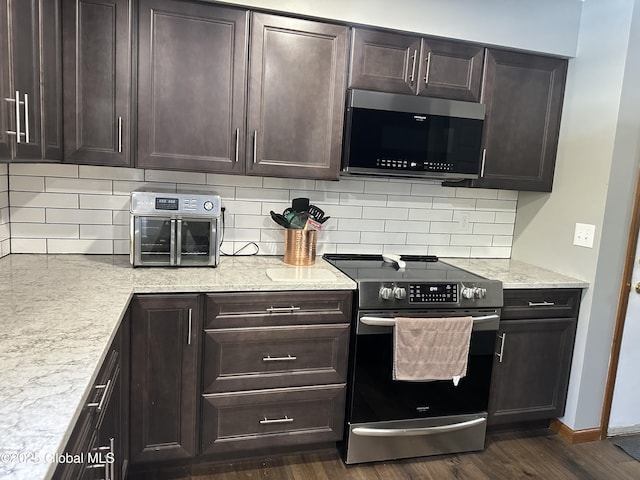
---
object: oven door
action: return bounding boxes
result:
[348,310,499,424]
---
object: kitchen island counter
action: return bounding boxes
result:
[0,254,355,480]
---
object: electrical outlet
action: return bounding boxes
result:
[573,223,596,248]
[457,213,470,232]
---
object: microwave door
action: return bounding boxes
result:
[177,218,216,266]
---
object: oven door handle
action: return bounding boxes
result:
[359,314,500,327]
[352,417,486,437]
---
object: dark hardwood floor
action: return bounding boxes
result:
[129,429,640,480]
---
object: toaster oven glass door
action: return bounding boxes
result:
[137,217,173,266]
[178,218,217,266]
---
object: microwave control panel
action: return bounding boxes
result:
[377,158,454,172]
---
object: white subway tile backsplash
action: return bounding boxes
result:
[11,238,47,253]
[11,191,78,208]
[10,207,45,223]
[0,223,9,240]
[46,177,113,195]
[145,169,206,184]
[0,238,9,257]
[47,208,113,224]
[0,164,6,174]
[80,224,129,240]
[10,163,78,178]
[12,223,79,238]
[79,165,144,181]
[3,164,518,259]
[10,175,44,192]
[80,194,129,210]
[47,239,113,254]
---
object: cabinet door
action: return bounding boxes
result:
[488,317,577,425]
[130,294,200,463]
[416,38,484,101]
[0,2,10,160]
[247,13,348,180]
[348,28,421,95]
[41,0,63,161]
[62,0,131,166]
[475,49,567,191]
[137,0,248,174]
[2,0,42,160]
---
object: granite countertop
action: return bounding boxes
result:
[0,254,356,480]
[443,258,589,289]
[0,254,587,480]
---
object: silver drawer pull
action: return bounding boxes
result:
[260,415,294,425]
[528,301,556,307]
[266,306,301,313]
[496,333,506,363]
[87,379,112,411]
[262,354,297,362]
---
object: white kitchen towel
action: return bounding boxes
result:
[393,316,473,382]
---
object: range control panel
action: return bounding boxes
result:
[409,283,458,303]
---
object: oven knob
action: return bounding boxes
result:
[379,286,393,300]
[203,200,214,211]
[461,286,475,299]
[474,287,487,299]
[393,287,407,300]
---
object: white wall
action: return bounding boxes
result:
[512,0,640,431]
[0,164,8,257]
[213,0,583,57]
[8,164,516,258]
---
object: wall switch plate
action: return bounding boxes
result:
[573,223,596,248]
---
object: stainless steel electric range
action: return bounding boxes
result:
[322,254,503,464]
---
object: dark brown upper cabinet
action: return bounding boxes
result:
[62,0,132,167]
[349,28,484,102]
[137,0,248,174]
[473,49,568,192]
[246,13,348,180]
[1,0,62,162]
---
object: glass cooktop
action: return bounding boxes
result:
[322,254,486,283]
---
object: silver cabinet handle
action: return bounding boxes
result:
[5,91,25,142]
[480,47,488,104]
[480,148,486,177]
[109,437,115,480]
[266,306,301,313]
[528,301,556,307]
[117,116,122,153]
[424,51,432,85]
[87,379,112,411]
[23,93,29,143]
[187,308,192,346]
[352,417,486,437]
[235,128,239,163]
[496,333,506,363]
[259,415,294,425]
[253,130,258,164]
[176,219,182,266]
[409,49,417,84]
[262,354,297,362]
[360,314,499,327]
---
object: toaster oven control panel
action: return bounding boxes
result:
[409,283,458,303]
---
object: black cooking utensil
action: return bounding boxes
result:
[292,197,310,212]
[307,204,326,222]
[270,210,290,228]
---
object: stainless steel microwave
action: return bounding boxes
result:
[130,190,221,267]
[342,89,485,180]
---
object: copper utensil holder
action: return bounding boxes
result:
[284,229,317,266]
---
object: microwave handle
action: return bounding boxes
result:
[170,219,177,265]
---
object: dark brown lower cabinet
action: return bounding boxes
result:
[201,385,346,456]
[53,313,129,480]
[488,289,581,426]
[130,294,201,464]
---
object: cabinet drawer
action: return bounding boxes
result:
[205,291,352,328]
[502,289,581,320]
[200,385,346,456]
[203,324,349,393]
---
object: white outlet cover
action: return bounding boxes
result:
[574,223,596,248]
